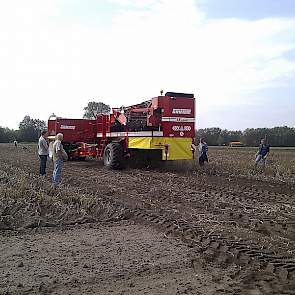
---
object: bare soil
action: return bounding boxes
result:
[1,221,245,295]
[1,144,295,294]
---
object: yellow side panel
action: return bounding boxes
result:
[163,138,193,160]
[127,137,156,149]
[128,137,193,160]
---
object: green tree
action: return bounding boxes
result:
[196,127,222,145]
[267,126,295,146]
[227,130,243,143]
[0,127,17,143]
[18,116,46,142]
[83,101,111,119]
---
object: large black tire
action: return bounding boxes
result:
[103,142,123,170]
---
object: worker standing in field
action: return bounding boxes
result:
[255,138,270,169]
[52,133,68,186]
[198,137,208,166]
[38,130,49,176]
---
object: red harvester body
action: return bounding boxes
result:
[48,92,196,168]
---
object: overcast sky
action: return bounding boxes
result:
[0,0,295,130]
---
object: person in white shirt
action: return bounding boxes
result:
[52,133,68,186]
[38,130,49,176]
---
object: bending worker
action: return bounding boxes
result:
[255,138,270,169]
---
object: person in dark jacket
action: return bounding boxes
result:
[198,138,208,166]
[255,138,270,169]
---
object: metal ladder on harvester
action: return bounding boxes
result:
[96,139,107,159]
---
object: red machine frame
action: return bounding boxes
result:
[48,92,196,168]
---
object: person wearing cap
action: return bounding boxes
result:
[38,130,49,176]
[52,133,68,186]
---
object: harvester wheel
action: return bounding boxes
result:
[103,142,123,170]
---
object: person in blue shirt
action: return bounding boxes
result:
[255,138,270,168]
[198,137,208,166]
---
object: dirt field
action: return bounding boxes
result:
[1,144,295,294]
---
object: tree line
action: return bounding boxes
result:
[0,101,109,143]
[1,103,295,147]
[0,116,46,143]
[196,126,295,147]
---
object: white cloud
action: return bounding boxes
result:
[0,0,295,129]
[109,0,158,8]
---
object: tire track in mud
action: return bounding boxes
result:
[130,208,295,282]
[65,163,295,249]
[1,149,295,292]
[79,194,295,292]
[168,187,295,243]
[62,163,295,292]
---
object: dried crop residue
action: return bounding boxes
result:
[1,144,295,294]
